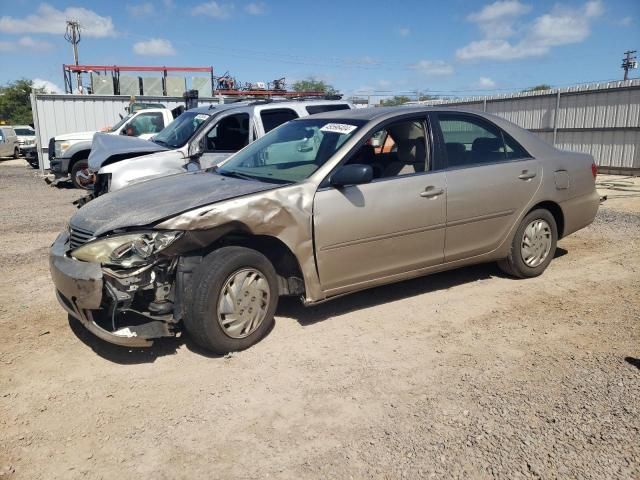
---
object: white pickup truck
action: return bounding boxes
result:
[48,107,179,189]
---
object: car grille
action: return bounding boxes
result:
[69,225,95,249]
[48,137,55,160]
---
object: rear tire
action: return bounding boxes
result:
[498,208,557,278]
[184,246,279,354]
[70,159,93,189]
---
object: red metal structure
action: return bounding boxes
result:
[62,64,328,98]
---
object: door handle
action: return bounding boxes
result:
[420,186,444,198]
[518,170,537,180]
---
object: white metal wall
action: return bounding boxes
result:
[30,94,221,169]
[421,79,640,172]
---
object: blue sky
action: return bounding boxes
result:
[0,0,638,99]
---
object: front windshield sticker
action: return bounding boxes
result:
[320,123,357,135]
[194,114,209,121]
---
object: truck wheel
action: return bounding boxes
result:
[498,208,558,278]
[185,246,279,354]
[13,147,19,159]
[71,159,93,189]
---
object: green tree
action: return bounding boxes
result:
[380,95,412,106]
[292,78,338,95]
[0,79,51,125]
[522,84,552,92]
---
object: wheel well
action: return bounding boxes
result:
[69,150,90,168]
[211,233,304,291]
[528,201,564,238]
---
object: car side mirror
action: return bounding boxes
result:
[330,164,373,187]
[188,140,204,158]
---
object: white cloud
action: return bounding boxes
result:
[244,2,266,15]
[619,16,632,27]
[0,35,53,52]
[410,59,454,76]
[585,0,604,18]
[468,0,531,23]
[192,2,234,18]
[33,78,62,93]
[399,27,411,37]
[126,3,154,16]
[0,4,116,37]
[457,0,603,61]
[478,76,496,88]
[133,38,176,56]
[467,0,531,38]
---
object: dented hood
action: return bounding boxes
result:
[88,132,168,172]
[70,170,277,237]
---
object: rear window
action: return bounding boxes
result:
[306,104,350,115]
[260,108,299,133]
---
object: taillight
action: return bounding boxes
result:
[591,163,598,179]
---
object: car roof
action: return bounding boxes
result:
[188,99,350,115]
[306,106,561,158]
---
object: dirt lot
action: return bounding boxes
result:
[0,160,639,479]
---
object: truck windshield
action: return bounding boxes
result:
[152,111,210,148]
[217,118,365,184]
[108,114,133,133]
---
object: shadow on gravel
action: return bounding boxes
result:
[277,262,501,326]
[624,357,640,370]
[68,316,185,364]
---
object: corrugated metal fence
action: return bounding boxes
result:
[30,93,221,170]
[419,79,640,173]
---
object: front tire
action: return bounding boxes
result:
[498,208,558,278]
[70,159,93,189]
[13,147,19,159]
[185,246,279,354]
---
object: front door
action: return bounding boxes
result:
[313,117,446,294]
[434,112,542,262]
[198,112,251,169]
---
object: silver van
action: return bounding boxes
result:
[0,126,19,158]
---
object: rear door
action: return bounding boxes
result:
[433,112,541,262]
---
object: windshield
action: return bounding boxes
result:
[14,128,34,136]
[152,111,210,148]
[108,114,133,133]
[218,118,365,184]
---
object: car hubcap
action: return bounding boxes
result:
[76,168,94,188]
[521,219,552,268]
[217,268,270,339]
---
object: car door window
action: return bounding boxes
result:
[260,108,299,133]
[437,114,529,168]
[345,119,428,179]
[127,112,165,136]
[205,113,249,152]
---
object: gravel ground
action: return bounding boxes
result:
[0,159,639,479]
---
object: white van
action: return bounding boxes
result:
[0,126,19,158]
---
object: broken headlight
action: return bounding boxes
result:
[71,231,182,268]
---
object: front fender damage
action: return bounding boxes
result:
[156,182,324,303]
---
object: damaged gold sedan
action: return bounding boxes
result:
[50,107,600,353]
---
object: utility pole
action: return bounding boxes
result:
[65,20,82,93]
[622,50,637,81]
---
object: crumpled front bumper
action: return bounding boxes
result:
[49,231,162,347]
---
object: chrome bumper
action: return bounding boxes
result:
[49,232,154,347]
